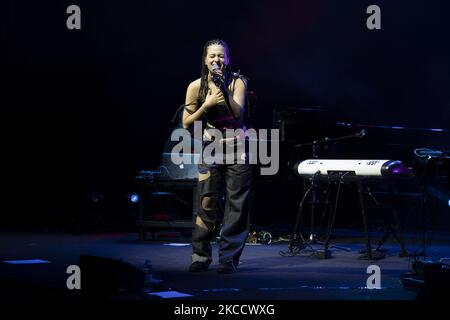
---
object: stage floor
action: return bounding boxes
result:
[1,230,450,301]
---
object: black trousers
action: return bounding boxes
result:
[191,161,252,265]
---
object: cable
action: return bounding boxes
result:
[323,172,347,249]
[279,184,316,256]
[297,184,316,248]
[328,176,343,236]
[317,183,332,232]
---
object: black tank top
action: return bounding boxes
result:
[204,76,246,131]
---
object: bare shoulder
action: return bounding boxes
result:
[234,76,247,88]
[230,76,247,97]
[185,78,201,107]
[187,78,201,92]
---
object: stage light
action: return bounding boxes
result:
[130,194,139,203]
[448,199,450,207]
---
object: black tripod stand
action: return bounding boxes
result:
[357,183,409,258]
[285,130,366,258]
[286,173,351,258]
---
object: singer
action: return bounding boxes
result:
[182,39,252,274]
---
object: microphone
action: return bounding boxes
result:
[212,62,220,73]
[212,63,246,82]
[211,62,239,119]
[212,62,223,86]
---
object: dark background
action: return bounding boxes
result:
[1,0,449,232]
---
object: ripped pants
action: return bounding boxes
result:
[191,162,252,265]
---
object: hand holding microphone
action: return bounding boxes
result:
[212,62,224,87]
[209,62,236,118]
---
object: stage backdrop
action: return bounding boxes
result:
[1,0,449,230]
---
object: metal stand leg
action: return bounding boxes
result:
[288,186,309,253]
[284,175,352,258]
[391,211,409,257]
[357,181,385,260]
[320,180,342,259]
[309,180,317,242]
[374,183,409,257]
[316,199,334,259]
[309,179,351,259]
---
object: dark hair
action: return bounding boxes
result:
[198,39,233,105]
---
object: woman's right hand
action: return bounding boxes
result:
[203,84,225,109]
